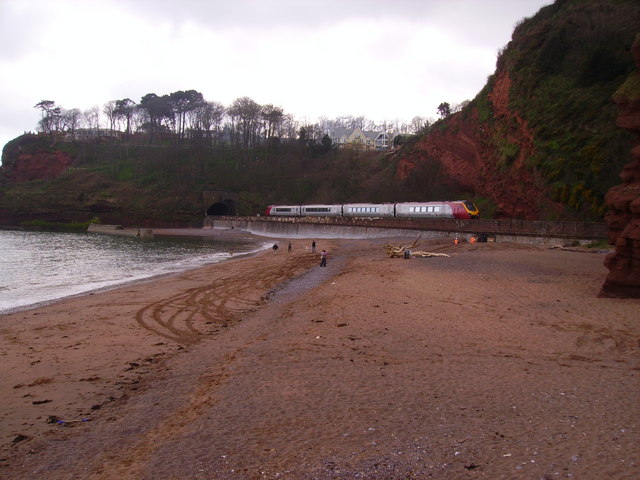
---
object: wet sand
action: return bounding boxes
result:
[1,237,639,479]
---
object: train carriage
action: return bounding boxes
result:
[395,202,454,218]
[265,205,301,216]
[300,204,343,217]
[342,203,395,218]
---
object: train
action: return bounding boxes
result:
[265,201,479,219]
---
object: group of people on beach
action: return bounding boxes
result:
[272,240,327,267]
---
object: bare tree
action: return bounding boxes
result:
[103,100,117,133]
[61,108,82,136]
[409,116,430,134]
[83,106,101,133]
[280,113,299,140]
[196,101,225,145]
[451,100,471,113]
[227,96,262,149]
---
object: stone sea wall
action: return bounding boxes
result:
[203,216,605,246]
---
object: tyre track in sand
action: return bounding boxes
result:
[84,250,328,479]
[135,251,320,345]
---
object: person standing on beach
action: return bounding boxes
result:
[288,242,292,253]
[272,243,279,254]
[320,249,327,267]
[312,240,316,253]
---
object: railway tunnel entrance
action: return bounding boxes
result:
[206,200,235,216]
[202,188,239,216]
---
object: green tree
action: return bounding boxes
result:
[34,100,60,135]
[168,90,205,141]
[114,98,136,138]
[261,104,284,139]
[138,93,172,144]
[437,102,451,119]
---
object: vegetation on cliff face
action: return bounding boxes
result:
[0,133,403,226]
[506,0,638,218]
[400,0,639,220]
[1,0,638,225]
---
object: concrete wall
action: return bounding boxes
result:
[203,216,606,245]
[88,224,153,237]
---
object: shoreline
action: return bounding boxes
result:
[1,237,328,454]
[0,228,274,316]
[2,237,639,479]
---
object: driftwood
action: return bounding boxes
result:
[383,236,450,259]
[411,251,450,258]
[383,236,422,258]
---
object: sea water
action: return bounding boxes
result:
[0,230,265,314]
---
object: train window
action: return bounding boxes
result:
[306,207,330,213]
[276,208,292,212]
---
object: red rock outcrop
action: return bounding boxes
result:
[4,150,75,183]
[397,69,560,219]
[600,34,640,298]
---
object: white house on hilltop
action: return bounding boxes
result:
[65,128,122,142]
[329,127,393,151]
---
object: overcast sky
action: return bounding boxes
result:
[0,0,553,153]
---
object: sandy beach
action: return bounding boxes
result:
[1,236,639,479]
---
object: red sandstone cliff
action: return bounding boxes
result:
[396,1,639,221]
[600,34,640,298]
[8,151,74,182]
[397,68,561,220]
[0,136,75,183]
